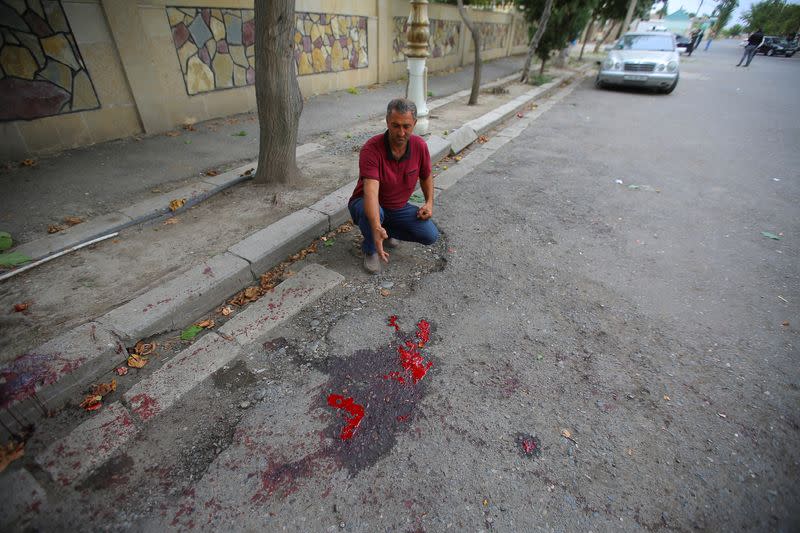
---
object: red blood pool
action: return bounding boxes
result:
[415,319,430,346]
[397,341,432,384]
[327,394,365,440]
[521,438,537,454]
[388,315,400,332]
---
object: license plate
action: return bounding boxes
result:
[624,75,648,81]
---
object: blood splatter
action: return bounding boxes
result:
[415,319,430,346]
[388,315,400,332]
[515,433,541,457]
[397,341,432,384]
[326,394,364,440]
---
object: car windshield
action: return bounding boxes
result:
[616,35,674,51]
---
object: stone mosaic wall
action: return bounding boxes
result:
[0,0,100,121]
[474,22,509,51]
[168,7,368,95]
[168,7,255,95]
[392,16,461,63]
[512,17,529,47]
[294,12,368,75]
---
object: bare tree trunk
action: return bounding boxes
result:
[457,0,481,105]
[539,58,546,76]
[254,0,303,185]
[554,47,569,68]
[619,0,638,38]
[594,20,618,53]
[520,0,554,83]
[579,17,596,60]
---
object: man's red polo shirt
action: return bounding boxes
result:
[349,131,431,210]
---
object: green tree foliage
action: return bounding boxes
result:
[725,23,744,36]
[742,0,800,36]
[711,0,738,35]
[517,0,594,73]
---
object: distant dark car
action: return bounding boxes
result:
[674,34,692,53]
[757,36,796,57]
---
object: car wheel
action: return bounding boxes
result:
[767,48,774,56]
[662,76,679,94]
[595,76,605,89]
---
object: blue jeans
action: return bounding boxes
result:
[348,197,439,255]
[738,45,757,66]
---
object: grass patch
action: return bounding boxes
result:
[529,74,554,86]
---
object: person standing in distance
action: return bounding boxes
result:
[348,98,439,274]
[737,28,764,67]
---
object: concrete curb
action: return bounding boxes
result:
[0,64,590,435]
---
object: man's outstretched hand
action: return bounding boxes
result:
[417,202,433,221]
[373,226,390,263]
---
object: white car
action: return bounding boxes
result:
[596,32,680,94]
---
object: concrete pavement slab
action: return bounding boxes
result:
[37,401,137,485]
[13,212,134,262]
[228,208,329,277]
[448,125,478,154]
[199,161,257,188]
[0,468,47,528]
[120,181,217,221]
[426,135,451,163]
[0,322,124,425]
[466,111,504,135]
[123,332,238,424]
[98,252,253,341]
[219,263,344,346]
[308,180,357,230]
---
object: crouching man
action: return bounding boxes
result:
[348,98,439,273]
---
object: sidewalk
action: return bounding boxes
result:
[0,56,525,247]
[0,57,592,428]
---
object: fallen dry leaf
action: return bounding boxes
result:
[205,169,219,176]
[48,224,65,233]
[663,395,671,401]
[63,216,83,226]
[241,168,254,176]
[516,112,524,118]
[560,429,577,443]
[477,135,489,144]
[0,440,25,473]
[182,123,196,131]
[91,379,117,397]
[163,217,179,225]
[626,448,634,456]
[219,305,233,316]
[243,286,260,299]
[454,155,462,162]
[127,353,148,368]
[380,289,391,297]
[20,159,37,167]
[116,367,128,376]
[13,303,29,313]
[196,319,215,329]
[336,223,353,233]
[80,395,103,410]
[134,341,156,356]
[169,198,186,211]
[782,320,790,326]
[165,131,181,137]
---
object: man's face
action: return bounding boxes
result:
[386,110,416,150]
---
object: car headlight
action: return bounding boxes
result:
[667,61,678,72]
[656,63,666,72]
[603,58,614,69]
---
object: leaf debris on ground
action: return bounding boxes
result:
[79,379,117,411]
[761,231,781,240]
[169,198,186,211]
[0,440,25,473]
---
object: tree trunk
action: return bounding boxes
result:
[620,0,638,38]
[520,0,554,83]
[579,17,595,60]
[594,20,618,53]
[253,0,303,185]
[539,58,546,76]
[457,0,481,105]
[554,47,569,68]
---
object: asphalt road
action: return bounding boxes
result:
[33,41,799,531]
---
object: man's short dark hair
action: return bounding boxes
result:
[386,98,417,121]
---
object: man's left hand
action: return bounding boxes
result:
[417,202,433,220]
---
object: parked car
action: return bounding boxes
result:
[674,34,692,54]
[596,32,680,94]
[757,36,795,56]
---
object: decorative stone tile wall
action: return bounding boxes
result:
[0,0,100,121]
[168,7,368,95]
[168,7,255,96]
[294,12,368,76]
[475,22,509,51]
[392,16,461,63]
[512,17,529,47]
